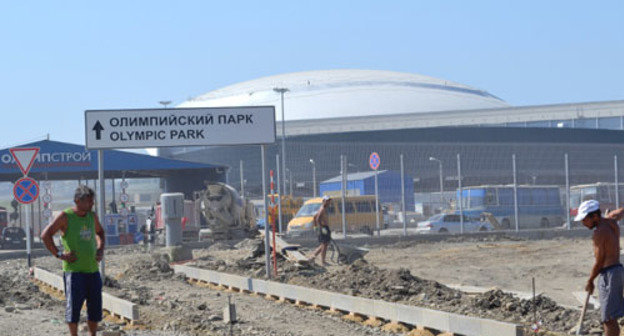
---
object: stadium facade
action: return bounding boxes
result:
[158,70,624,198]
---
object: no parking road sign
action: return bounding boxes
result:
[13,177,39,204]
[369,152,381,170]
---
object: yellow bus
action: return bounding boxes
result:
[287,195,381,235]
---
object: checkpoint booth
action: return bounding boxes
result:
[0,139,226,243]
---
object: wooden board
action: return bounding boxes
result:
[260,231,309,263]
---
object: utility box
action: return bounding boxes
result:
[160,193,184,246]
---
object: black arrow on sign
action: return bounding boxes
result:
[92,121,104,140]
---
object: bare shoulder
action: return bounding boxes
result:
[53,211,68,226]
[593,225,609,241]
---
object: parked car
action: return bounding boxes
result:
[0,227,26,249]
[416,214,490,234]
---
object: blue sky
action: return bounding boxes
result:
[1,1,622,148]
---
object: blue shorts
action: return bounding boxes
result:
[63,272,102,323]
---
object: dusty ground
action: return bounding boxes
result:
[365,236,593,308]
[0,233,618,335]
[191,236,607,334]
[16,245,397,336]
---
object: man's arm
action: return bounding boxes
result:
[40,212,76,262]
[606,207,624,221]
[586,230,606,294]
[312,211,320,227]
[93,213,105,261]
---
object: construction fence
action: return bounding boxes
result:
[233,141,624,236]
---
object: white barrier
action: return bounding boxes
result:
[32,267,139,322]
[174,265,523,336]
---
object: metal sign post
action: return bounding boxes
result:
[98,150,106,279]
[261,145,271,279]
[25,203,31,267]
[276,154,282,234]
[10,147,40,269]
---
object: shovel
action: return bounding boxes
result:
[574,291,590,335]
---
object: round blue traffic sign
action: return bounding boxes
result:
[14,177,39,204]
[369,152,381,170]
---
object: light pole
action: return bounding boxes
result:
[273,87,289,200]
[159,100,172,108]
[309,159,316,197]
[429,156,444,211]
[429,157,443,193]
[285,168,293,197]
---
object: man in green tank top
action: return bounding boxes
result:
[41,185,105,336]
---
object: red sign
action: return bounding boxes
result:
[13,177,39,204]
[369,152,381,170]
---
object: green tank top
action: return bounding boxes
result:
[61,208,98,273]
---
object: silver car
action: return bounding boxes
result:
[416,213,491,234]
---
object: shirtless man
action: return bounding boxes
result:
[577,200,624,336]
[308,196,332,265]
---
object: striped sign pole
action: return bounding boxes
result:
[269,170,278,277]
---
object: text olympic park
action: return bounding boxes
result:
[107,113,254,141]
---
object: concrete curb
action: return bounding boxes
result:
[32,267,139,322]
[174,265,523,336]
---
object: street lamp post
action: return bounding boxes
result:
[284,168,293,197]
[273,88,289,200]
[429,157,443,193]
[429,157,444,211]
[159,100,172,108]
[309,159,316,197]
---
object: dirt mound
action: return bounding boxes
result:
[288,260,461,303]
[119,253,173,281]
[207,241,234,251]
[288,262,602,333]
[234,238,264,259]
[471,290,600,333]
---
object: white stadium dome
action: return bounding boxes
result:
[177,69,509,121]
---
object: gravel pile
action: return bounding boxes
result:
[119,253,174,281]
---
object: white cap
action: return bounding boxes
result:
[574,200,600,222]
[322,195,331,201]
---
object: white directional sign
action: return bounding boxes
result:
[85,107,276,149]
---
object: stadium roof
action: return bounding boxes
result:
[178,69,509,121]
